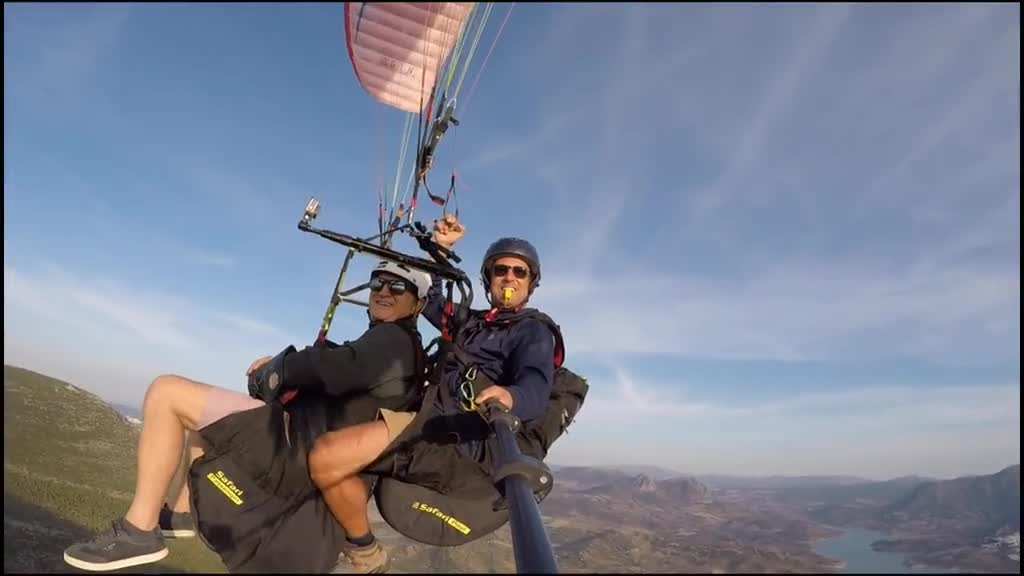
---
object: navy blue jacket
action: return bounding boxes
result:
[422,277,555,423]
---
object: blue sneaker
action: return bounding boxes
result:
[63,518,168,572]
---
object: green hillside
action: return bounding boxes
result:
[3,365,227,573]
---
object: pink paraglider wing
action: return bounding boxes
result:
[345,2,475,114]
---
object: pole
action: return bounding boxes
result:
[484,403,559,574]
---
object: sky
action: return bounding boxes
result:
[4,3,1020,480]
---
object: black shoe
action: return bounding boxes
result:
[63,518,168,572]
[159,504,196,538]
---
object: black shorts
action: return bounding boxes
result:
[188,402,346,574]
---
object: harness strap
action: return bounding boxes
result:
[405,323,428,399]
[441,302,455,342]
[450,343,497,399]
[430,280,465,413]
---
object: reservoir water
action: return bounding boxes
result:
[813,527,952,573]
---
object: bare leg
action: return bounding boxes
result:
[167,431,206,514]
[63,375,260,572]
[308,421,391,539]
[324,476,372,539]
[124,375,222,530]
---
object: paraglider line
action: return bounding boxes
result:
[462,2,515,118]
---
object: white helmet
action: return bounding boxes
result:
[371,260,432,299]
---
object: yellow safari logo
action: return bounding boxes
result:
[207,470,244,506]
[411,501,471,535]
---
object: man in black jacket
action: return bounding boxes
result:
[62,261,432,572]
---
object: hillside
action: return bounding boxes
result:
[854,465,1020,572]
[884,465,1020,533]
[776,476,933,510]
[3,365,227,574]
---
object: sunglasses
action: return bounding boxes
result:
[369,276,411,296]
[491,264,530,279]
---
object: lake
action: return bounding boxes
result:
[813,527,950,573]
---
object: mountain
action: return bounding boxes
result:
[596,464,686,481]
[794,464,1021,573]
[578,474,710,507]
[699,474,872,491]
[794,465,1021,537]
[547,465,640,489]
[883,465,1020,534]
[865,464,1020,574]
[110,402,143,421]
[780,476,932,508]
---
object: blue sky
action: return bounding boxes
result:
[4,3,1019,479]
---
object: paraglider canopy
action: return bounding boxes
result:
[345,2,475,114]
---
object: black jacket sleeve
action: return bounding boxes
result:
[281,323,417,397]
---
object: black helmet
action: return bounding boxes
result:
[480,237,542,292]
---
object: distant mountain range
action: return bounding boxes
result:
[700,473,874,489]
[884,464,1020,532]
[555,466,944,491]
[109,402,143,421]
[575,473,710,506]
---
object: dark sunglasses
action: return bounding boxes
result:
[369,276,411,296]
[491,264,530,279]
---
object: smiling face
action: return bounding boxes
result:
[487,256,533,309]
[367,272,421,322]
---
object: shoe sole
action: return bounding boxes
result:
[63,547,169,572]
[161,528,196,538]
[331,556,391,574]
[330,562,390,574]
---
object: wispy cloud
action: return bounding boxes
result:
[687,4,852,223]
[579,360,1018,423]
[10,4,132,105]
[865,7,1019,205]
[173,155,279,223]
[562,363,1019,477]
[67,283,195,350]
[215,312,279,335]
[512,4,1019,368]
[459,109,582,173]
[535,249,1019,365]
[4,262,303,406]
[579,363,752,420]
[160,240,238,270]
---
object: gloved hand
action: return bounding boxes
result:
[247,345,296,402]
